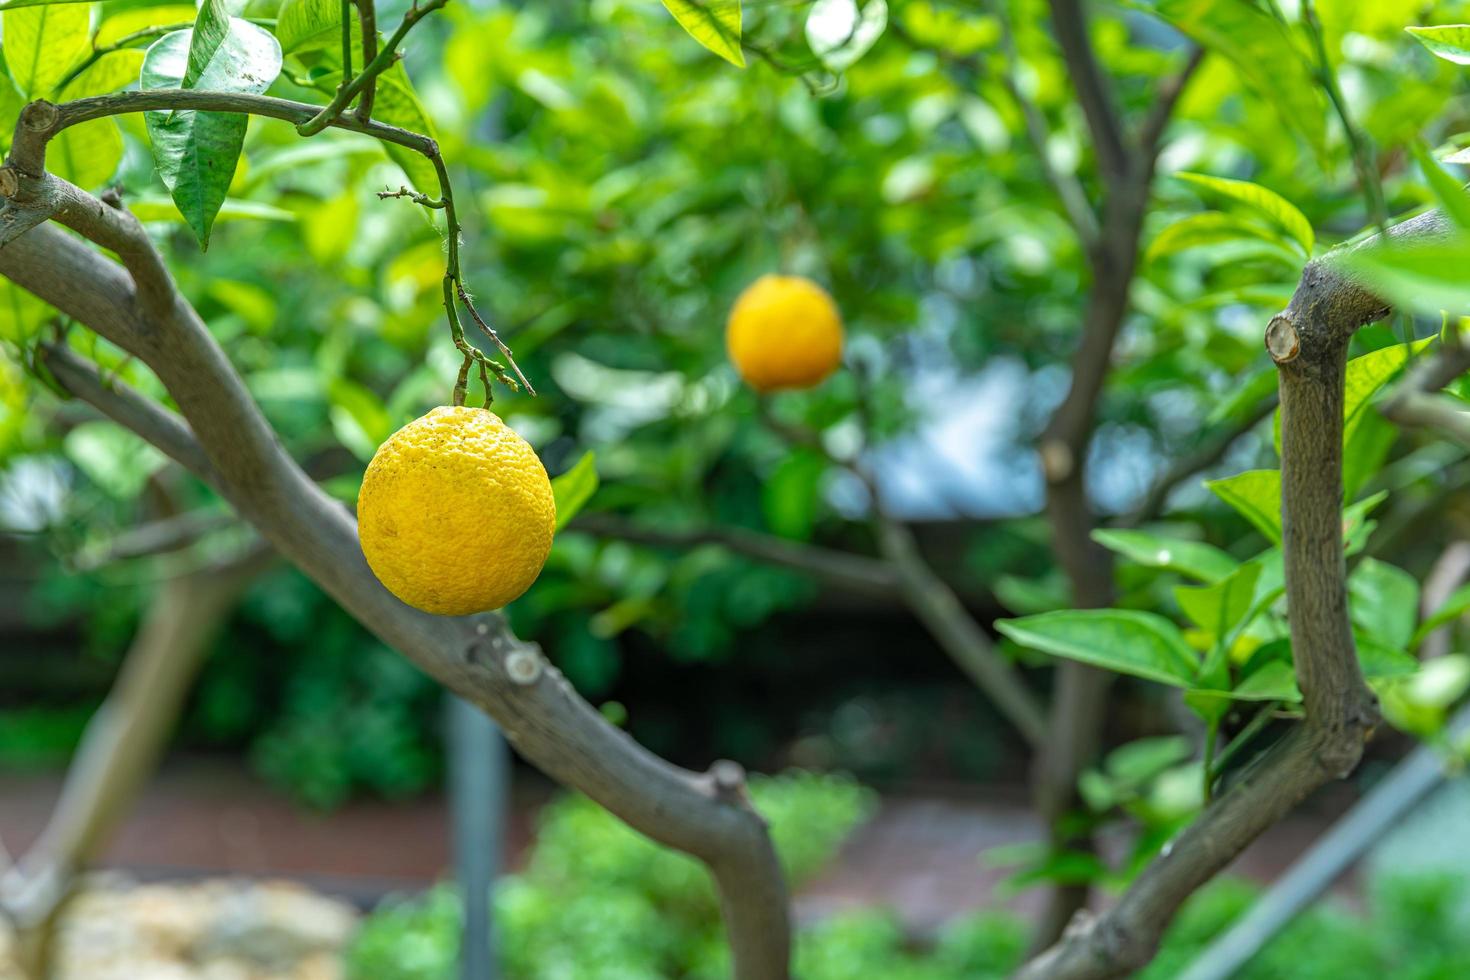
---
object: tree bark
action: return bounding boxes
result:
[1014,211,1414,980]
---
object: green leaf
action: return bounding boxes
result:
[806,0,887,73]
[280,0,440,194]
[1355,633,1419,678]
[185,0,232,89]
[1175,561,1262,636]
[1230,660,1301,702]
[1206,469,1282,544]
[1412,580,1470,648]
[64,420,168,499]
[275,0,341,53]
[1404,655,1470,709]
[60,49,146,100]
[1338,232,1470,317]
[1411,142,1470,229]
[659,0,744,67]
[763,450,825,540]
[1146,211,1300,266]
[141,21,283,249]
[1206,366,1277,426]
[125,196,297,223]
[1406,24,1470,65]
[551,452,598,532]
[95,5,198,48]
[3,1,89,97]
[0,0,93,8]
[1350,558,1420,651]
[1151,0,1326,159]
[327,377,391,462]
[1091,529,1237,583]
[50,115,123,190]
[1174,173,1314,258]
[996,609,1200,687]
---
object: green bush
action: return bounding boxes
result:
[348,771,1470,980]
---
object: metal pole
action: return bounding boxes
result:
[448,694,508,980]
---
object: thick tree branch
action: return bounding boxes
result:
[572,513,901,597]
[1018,218,1405,980]
[0,214,791,978]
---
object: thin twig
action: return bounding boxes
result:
[457,283,535,396]
[296,0,448,137]
[354,0,379,121]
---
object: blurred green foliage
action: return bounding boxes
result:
[347,769,1470,980]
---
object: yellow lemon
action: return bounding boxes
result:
[358,406,556,615]
[726,274,844,392]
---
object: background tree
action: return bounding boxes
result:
[6,0,1470,978]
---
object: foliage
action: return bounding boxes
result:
[348,769,1470,980]
[346,771,878,979]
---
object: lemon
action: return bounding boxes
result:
[357,406,556,615]
[726,274,844,392]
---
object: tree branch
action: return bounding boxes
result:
[1045,0,1129,182]
[756,392,1051,747]
[297,0,445,136]
[0,213,791,978]
[1018,217,1404,980]
[1121,393,1277,527]
[0,544,273,975]
[571,513,901,597]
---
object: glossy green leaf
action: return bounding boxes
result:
[1175,561,1261,636]
[996,609,1200,687]
[1091,529,1237,583]
[1338,232,1470,317]
[1411,142,1470,229]
[1406,24,1470,65]
[806,0,887,73]
[552,452,598,532]
[1151,0,1326,159]
[1350,558,1420,651]
[659,0,744,68]
[185,0,232,90]
[1230,660,1301,702]
[141,21,283,248]
[1146,212,1299,266]
[1174,173,1314,258]
[1206,469,1282,544]
[3,1,89,97]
